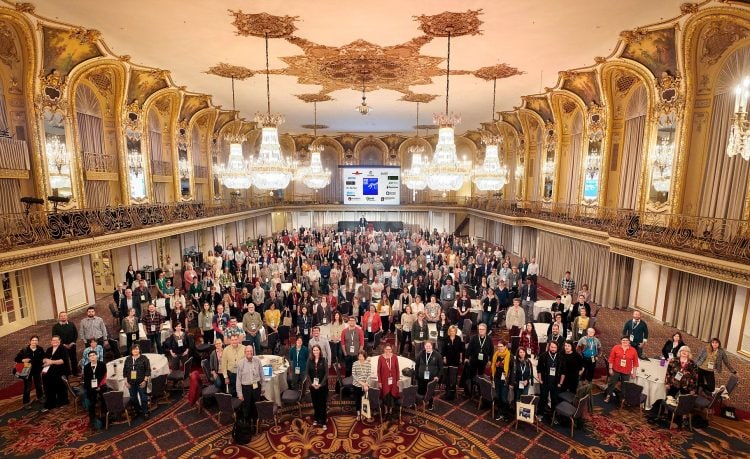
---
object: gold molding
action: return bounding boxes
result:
[84,171,118,181]
[0,168,28,178]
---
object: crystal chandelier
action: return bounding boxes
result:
[542,159,555,178]
[128,149,144,177]
[515,162,524,180]
[214,76,252,190]
[178,158,190,179]
[46,136,69,173]
[651,137,673,192]
[727,77,750,160]
[355,69,372,115]
[403,145,428,190]
[473,134,508,191]
[426,31,470,191]
[251,33,296,190]
[585,148,601,179]
[295,101,331,190]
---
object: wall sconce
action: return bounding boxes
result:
[128,150,144,177]
[651,137,673,192]
[542,159,555,178]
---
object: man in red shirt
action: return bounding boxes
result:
[604,336,639,403]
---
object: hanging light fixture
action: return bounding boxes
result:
[727,77,750,160]
[355,68,372,116]
[403,101,428,191]
[473,134,508,191]
[251,32,296,190]
[585,145,601,179]
[426,29,470,191]
[651,136,673,192]
[127,149,144,177]
[214,76,252,190]
[46,136,69,173]
[296,101,331,190]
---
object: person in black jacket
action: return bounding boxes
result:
[415,341,443,410]
[509,347,534,398]
[42,335,71,412]
[307,345,329,429]
[661,332,686,361]
[164,323,194,370]
[52,311,79,376]
[82,350,107,427]
[462,323,494,397]
[536,341,565,420]
[560,341,584,394]
[441,326,464,400]
[14,335,45,408]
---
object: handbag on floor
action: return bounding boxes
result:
[361,392,372,420]
[232,410,253,444]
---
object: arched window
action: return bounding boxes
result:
[618,85,648,209]
[563,112,583,205]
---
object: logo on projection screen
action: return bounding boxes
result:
[363,178,378,195]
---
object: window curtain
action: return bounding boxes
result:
[150,131,163,161]
[599,252,633,309]
[191,127,205,167]
[153,182,166,203]
[520,227,537,258]
[0,81,9,132]
[84,180,110,208]
[536,230,610,302]
[194,184,205,203]
[0,178,21,213]
[618,85,648,209]
[698,45,750,220]
[563,113,583,205]
[666,270,736,343]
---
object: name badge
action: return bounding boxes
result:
[387,376,393,385]
[367,327,372,333]
[707,362,714,370]
[591,356,596,363]
[486,306,491,312]
[549,367,556,376]
[527,348,532,356]
[313,377,320,386]
[131,333,136,340]
[578,329,583,336]
[439,331,444,337]
[177,339,183,347]
[423,371,430,380]
[519,381,525,389]
[140,295,145,301]
[303,329,309,335]
[668,353,674,360]
[91,378,98,388]
[322,318,328,324]
[629,334,634,342]
[461,307,466,312]
[526,296,531,301]
[295,367,300,375]
[252,382,258,389]
[130,370,137,380]
[151,325,156,332]
[478,353,484,361]
[250,324,257,331]
[619,358,627,367]
[501,373,506,381]
[674,371,683,381]
[349,345,355,353]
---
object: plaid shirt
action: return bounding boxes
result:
[141,311,163,336]
[560,277,576,294]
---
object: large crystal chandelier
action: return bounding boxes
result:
[127,149,144,177]
[214,76,252,190]
[295,101,331,190]
[426,31,470,191]
[473,134,508,191]
[46,136,69,173]
[403,145,428,190]
[585,148,601,179]
[651,137,673,192]
[251,32,296,190]
[727,77,750,160]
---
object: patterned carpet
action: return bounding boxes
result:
[2,384,749,459]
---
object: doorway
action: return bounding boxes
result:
[91,250,115,294]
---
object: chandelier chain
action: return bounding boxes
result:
[265,32,271,115]
[492,78,497,121]
[445,31,451,116]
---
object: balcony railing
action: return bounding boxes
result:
[193,165,208,179]
[0,198,277,251]
[465,197,750,265]
[83,152,116,172]
[150,159,172,176]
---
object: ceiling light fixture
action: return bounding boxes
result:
[403,102,428,191]
[727,77,750,160]
[426,28,470,192]
[214,76,252,190]
[355,68,372,116]
[651,136,673,192]
[474,134,508,191]
[252,32,296,190]
[296,101,331,190]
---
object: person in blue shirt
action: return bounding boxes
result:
[288,336,309,389]
[79,337,104,370]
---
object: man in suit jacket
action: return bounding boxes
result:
[42,335,71,412]
[520,279,538,322]
[119,288,136,321]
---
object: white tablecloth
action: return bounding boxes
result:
[105,353,170,396]
[635,358,668,410]
[533,322,548,344]
[426,322,462,341]
[258,354,289,407]
[237,322,268,345]
[368,355,414,390]
[533,300,554,320]
[120,320,172,349]
[281,283,292,293]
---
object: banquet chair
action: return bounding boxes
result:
[620,382,646,411]
[215,392,242,424]
[552,394,590,437]
[537,312,552,324]
[103,391,131,430]
[197,359,219,413]
[366,330,383,354]
[660,394,697,430]
[108,303,120,329]
[167,356,193,394]
[461,319,473,344]
[416,379,437,411]
[280,376,308,419]
[398,385,418,422]
[149,374,169,408]
[694,387,724,421]
[62,377,80,414]
[334,363,353,400]
[476,377,495,419]
[255,399,277,433]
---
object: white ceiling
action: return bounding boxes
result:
[32,0,685,134]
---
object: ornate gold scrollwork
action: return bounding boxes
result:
[654,72,683,117]
[587,102,606,132]
[619,27,648,44]
[70,27,101,45]
[205,63,254,80]
[414,10,484,37]
[124,100,142,139]
[228,10,298,38]
[36,70,67,113]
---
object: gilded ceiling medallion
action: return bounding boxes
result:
[228,10,298,38]
[414,10,484,37]
[300,124,329,130]
[296,93,334,103]
[277,35,461,97]
[399,93,439,103]
[473,63,524,80]
[70,27,101,45]
[205,63,254,80]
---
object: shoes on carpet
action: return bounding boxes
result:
[321,425,327,431]
[427,402,434,411]
[313,421,319,426]
[40,408,49,413]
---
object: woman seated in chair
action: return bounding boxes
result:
[662,346,698,426]
[164,322,193,369]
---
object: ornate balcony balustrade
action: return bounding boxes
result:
[83,152,116,172]
[150,159,172,176]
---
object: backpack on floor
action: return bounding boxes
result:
[232,411,253,444]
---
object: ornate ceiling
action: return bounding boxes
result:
[27,0,685,134]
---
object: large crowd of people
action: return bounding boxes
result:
[12,225,738,438]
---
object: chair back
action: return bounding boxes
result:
[256,399,276,421]
[725,373,739,395]
[109,303,119,318]
[425,379,437,401]
[573,394,589,419]
[201,358,211,380]
[622,381,644,406]
[588,317,597,329]
[367,387,381,411]
[63,377,76,397]
[137,339,152,354]
[537,311,552,324]
[103,391,125,414]
[674,394,698,416]
[150,374,167,399]
[183,357,194,380]
[476,377,493,402]
[215,392,235,414]
[373,330,382,349]
[462,319,472,340]
[400,385,418,408]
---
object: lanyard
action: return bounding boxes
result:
[425,352,432,366]
[386,355,392,370]
[349,330,356,345]
[295,348,301,363]
[479,336,487,351]
[587,338,595,350]
[520,363,527,376]
[549,352,557,365]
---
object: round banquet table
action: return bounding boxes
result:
[368,355,415,391]
[105,353,170,398]
[258,354,289,407]
[634,358,668,410]
[532,300,555,321]
[533,322,549,344]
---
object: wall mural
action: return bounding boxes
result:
[501,112,523,134]
[126,68,169,105]
[620,27,678,78]
[561,70,601,106]
[213,110,236,134]
[522,96,553,123]
[41,26,101,77]
[180,94,209,121]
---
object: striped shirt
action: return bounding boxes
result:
[352,360,371,388]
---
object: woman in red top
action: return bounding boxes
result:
[518,322,539,357]
[362,304,383,343]
[377,344,400,416]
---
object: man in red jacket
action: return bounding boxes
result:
[604,336,639,403]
